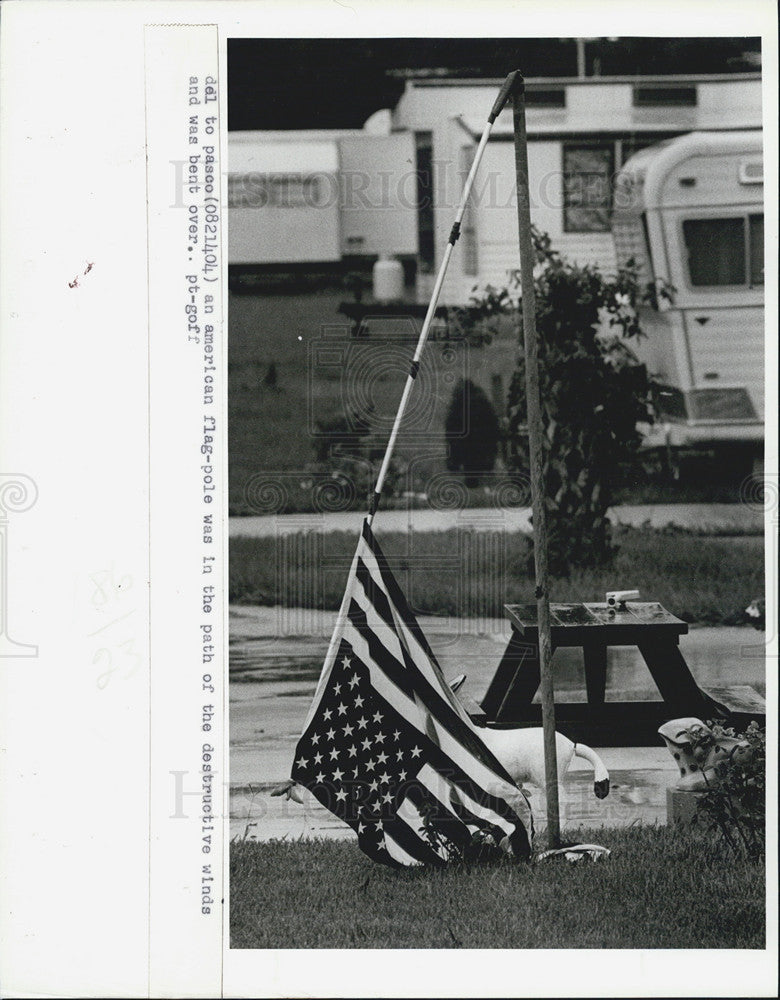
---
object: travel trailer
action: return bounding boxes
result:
[611,130,764,455]
[228,127,418,280]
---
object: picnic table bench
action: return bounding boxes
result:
[337,300,480,340]
[465,601,765,746]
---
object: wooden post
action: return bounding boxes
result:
[511,76,561,848]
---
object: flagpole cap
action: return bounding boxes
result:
[489,70,524,122]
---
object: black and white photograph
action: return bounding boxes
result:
[226,35,770,950]
[0,3,777,997]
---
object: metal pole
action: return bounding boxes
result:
[510,74,561,849]
[366,71,520,528]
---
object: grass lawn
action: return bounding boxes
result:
[230,825,765,949]
[229,526,762,626]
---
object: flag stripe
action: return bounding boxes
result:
[353,560,443,696]
[353,590,516,785]
[356,553,468,719]
[360,517,446,671]
[349,579,521,798]
[451,779,520,840]
[388,802,449,865]
[436,772,516,840]
[417,764,510,845]
[355,555,457,698]
[347,598,416,700]
[344,627,518,819]
[355,556,473,723]
[382,829,424,868]
[342,627,425,727]
[345,627,529,830]
[415,765,461,821]
[354,624,527,822]
[355,549,528,792]
[425,711,531,830]
[403,781,473,850]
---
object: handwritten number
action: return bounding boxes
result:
[119,638,142,679]
[94,647,115,689]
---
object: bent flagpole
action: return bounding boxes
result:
[367,69,521,527]
[305,72,522,722]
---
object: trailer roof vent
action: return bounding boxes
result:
[633,85,697,107]
[738,159,763,184]
[525,87,566,108]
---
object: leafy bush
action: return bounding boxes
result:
[444,378,501,487]
[461,227,657,574]
[686,720,766,860]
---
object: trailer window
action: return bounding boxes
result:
[269,176,316,208]
[633,86,697,108]
[682,215,764,288]
[563,145,614,233]
[682,217,745,286]
[227,173,321,208]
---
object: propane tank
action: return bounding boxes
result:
[372,255,404,303]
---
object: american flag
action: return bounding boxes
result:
[290,520,533,868]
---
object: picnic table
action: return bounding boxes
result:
[469,602,765,746]
[337,300,478,340]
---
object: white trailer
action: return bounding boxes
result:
[228,134,342,266]
[612,130,764,452]
[228,129,418,270]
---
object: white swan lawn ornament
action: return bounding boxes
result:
[478,727,610,800]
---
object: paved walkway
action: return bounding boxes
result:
[230,503,762,537]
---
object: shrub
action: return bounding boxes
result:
[509,233,655,573]
[445,378,501,487]
[686,720,766,860]
[462,227,656,575]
